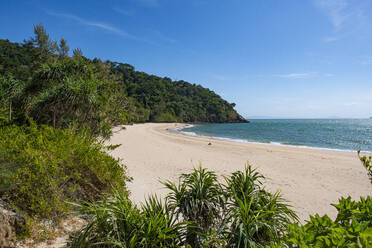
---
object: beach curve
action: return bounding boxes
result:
[108,123,372,222]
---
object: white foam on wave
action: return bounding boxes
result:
[171,125,372,154]
[173,124,195,132]
[180,131,198,136]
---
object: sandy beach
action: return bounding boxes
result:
[109,123,372,222]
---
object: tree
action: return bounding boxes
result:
[72,48,83,58]
[24,59,129,137]
[0,74,24,121]
[32,23,56,53]
[58,38,69,58]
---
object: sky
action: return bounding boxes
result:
[1,0,372,118]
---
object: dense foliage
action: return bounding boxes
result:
[109,62,246,123]
[70,161,372,248]
[225,167,297,247]
[281,154,372,248]
[70,165,298,248]
[0,121,129,220]
[25,59,131,137]
[285,196,372,247]
[69,192,187,248]
[0,24,246,130]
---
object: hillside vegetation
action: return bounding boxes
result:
[0,24,246,135]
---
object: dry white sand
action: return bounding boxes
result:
[109,123,372,221]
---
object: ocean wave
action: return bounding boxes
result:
[172,124,195,132]
[171,126,372,154]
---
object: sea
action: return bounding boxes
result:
[177,119,372,153]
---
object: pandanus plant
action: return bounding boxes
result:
[163,164,297,248]
[69,191,187,248]
[225,166,298,248]
[162,166,227,247]
[70,165,297,247]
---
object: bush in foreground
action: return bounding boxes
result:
[69,191,187,248]
[0,121,130,220]
[226,166,297,247]
[70,165,298,247]
[358,150,372,184]
[285,196,372,247]
[69,162,372,248]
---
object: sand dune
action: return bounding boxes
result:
[109,123,372,221]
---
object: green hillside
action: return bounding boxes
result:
[0,24,246,137]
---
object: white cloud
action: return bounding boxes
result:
[324,73,335,77]
[314,0,350,30]
[343,102,359,106]
[112,7,134,16]
[151,30,176,44]
[273,72,335,79]
[47,10,176,47]
[273,73,313,79]
[324,36,339,42]
[314,0,366,42]
[46,11,137,39]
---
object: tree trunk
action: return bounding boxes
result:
[53,110,56,128]
[8,98,12,122]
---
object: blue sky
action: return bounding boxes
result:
[1,0,372,118]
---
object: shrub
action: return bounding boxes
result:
[0,122,130,220]
[358,150,372,184]
[285,196,372,247]
[69,163,372,247]
[24,59,131,138]
[70,165,297,247]
[69,191,187,248]
[163,165,297,248]
[163,166,226,247]
[225,166,298,248]
[152,112,182,123]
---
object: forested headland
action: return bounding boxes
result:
[0,23,247,139]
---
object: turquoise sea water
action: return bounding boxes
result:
[179,119,372,153]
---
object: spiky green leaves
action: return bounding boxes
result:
[70,192,187,248]
[163,164,297,248]
[163,166,226,247]
[225,166,297,248]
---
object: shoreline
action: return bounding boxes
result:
[109,123,372,222]
[174,124,372,155]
